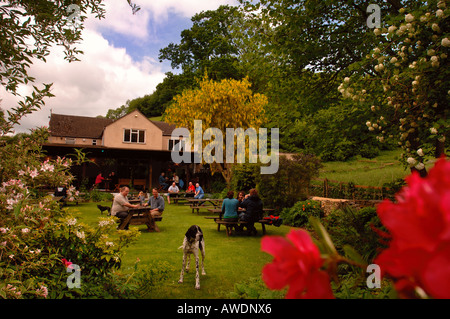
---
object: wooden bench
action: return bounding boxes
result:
[206,216,272,236]
[118,208,163,232]
[190,205,216,214]
[165,193,189,204]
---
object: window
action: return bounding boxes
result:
[169,139,185,151]
[123,129,145,144]
[92,139,97,146]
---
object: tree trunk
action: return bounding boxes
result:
[211,162,233,189]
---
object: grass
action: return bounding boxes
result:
[68,200,292,299]
[318,149,409,187]
[149,116,163,122]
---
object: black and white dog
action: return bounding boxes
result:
[178,225,206,290]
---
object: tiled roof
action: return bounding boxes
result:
[49,113,177,138]
[151,120,177,136]
[49,114,114,139]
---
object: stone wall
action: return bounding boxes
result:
[310,196,383,216]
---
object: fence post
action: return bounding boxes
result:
[324,178,328,198]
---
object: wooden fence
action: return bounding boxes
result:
[309,178,395,201]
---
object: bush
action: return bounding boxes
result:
[231,163,260,192]
[0,128,140,299]
[331,272,396,299]
[229,277,285,299]
[107,260,175,298]
[257,154,322,209]
[88,190,113,202]
[322,206,388,263]
[280,200,323,228]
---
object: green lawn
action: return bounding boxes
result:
[68,200,292,299]
[318,149,410,187]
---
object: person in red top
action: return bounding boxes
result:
[185,181,196,197]
[93,173,104,189]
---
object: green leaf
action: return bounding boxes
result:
[343,245,367,267]
[308,216,337,256]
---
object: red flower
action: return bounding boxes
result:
[375,158,450,298]
[61,258,72,268]
[261,229,334,299]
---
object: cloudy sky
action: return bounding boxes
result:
[2,0,237,134]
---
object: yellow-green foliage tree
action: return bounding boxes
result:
[164,75,268,186]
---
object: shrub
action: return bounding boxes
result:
[280,200,323,228]
[0,128,140,299]
[257,154,322,209]
[321,205,388,263]
[88,190,113,202]
[107,260,175,298]
[229,277,285,299]
[331,272,396,299]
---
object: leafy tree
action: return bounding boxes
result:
[340,1,449,175]
[129,71,197,117]
[235,0,429,159]
[239,0,421,77]
[159,5,245,81]
[257,154,322,209]
[105,103,129,120]
[105,72,197,119]
[164,75,268,186]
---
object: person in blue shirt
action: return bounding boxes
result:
[194,183,204,199]
[221,191,240,236]
[159,172,169,190]
[179,178,184,190]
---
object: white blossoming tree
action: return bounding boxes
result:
[339,1,449,176]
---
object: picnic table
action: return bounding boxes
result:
[187,198,223,214]
[165,191,190,204]
[128,199,147,205]
[206,208,276,215]
[205,208,277,236]
[117,206,163,232]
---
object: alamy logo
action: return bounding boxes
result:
[366,264,381,289]
[66,4,81,29]
[66,264,81,289]
[367,4,381,28]
[170,120,279,174]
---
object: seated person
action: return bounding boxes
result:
[167,182,179,204]
[179,178,184,190]
[137,191,146,206]
[239,188,263,235]
[236,191,246,204]
[194,183,205,200]
[159,172,169,190]
[173,173,179,186]
[94,173,104,189]
[54,186,67,198]
[185,181,196,197]
[111,186,139,229]
[54,185,67,204]
[143,188,165,232]
[108,171,119,191]
[222,191,240,235]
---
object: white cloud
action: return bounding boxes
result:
[1,0,238,134]
[2,28,165,134]
[87,0,238,41]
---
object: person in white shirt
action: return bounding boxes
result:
[167,182,179,204]
[111,186,139,229]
